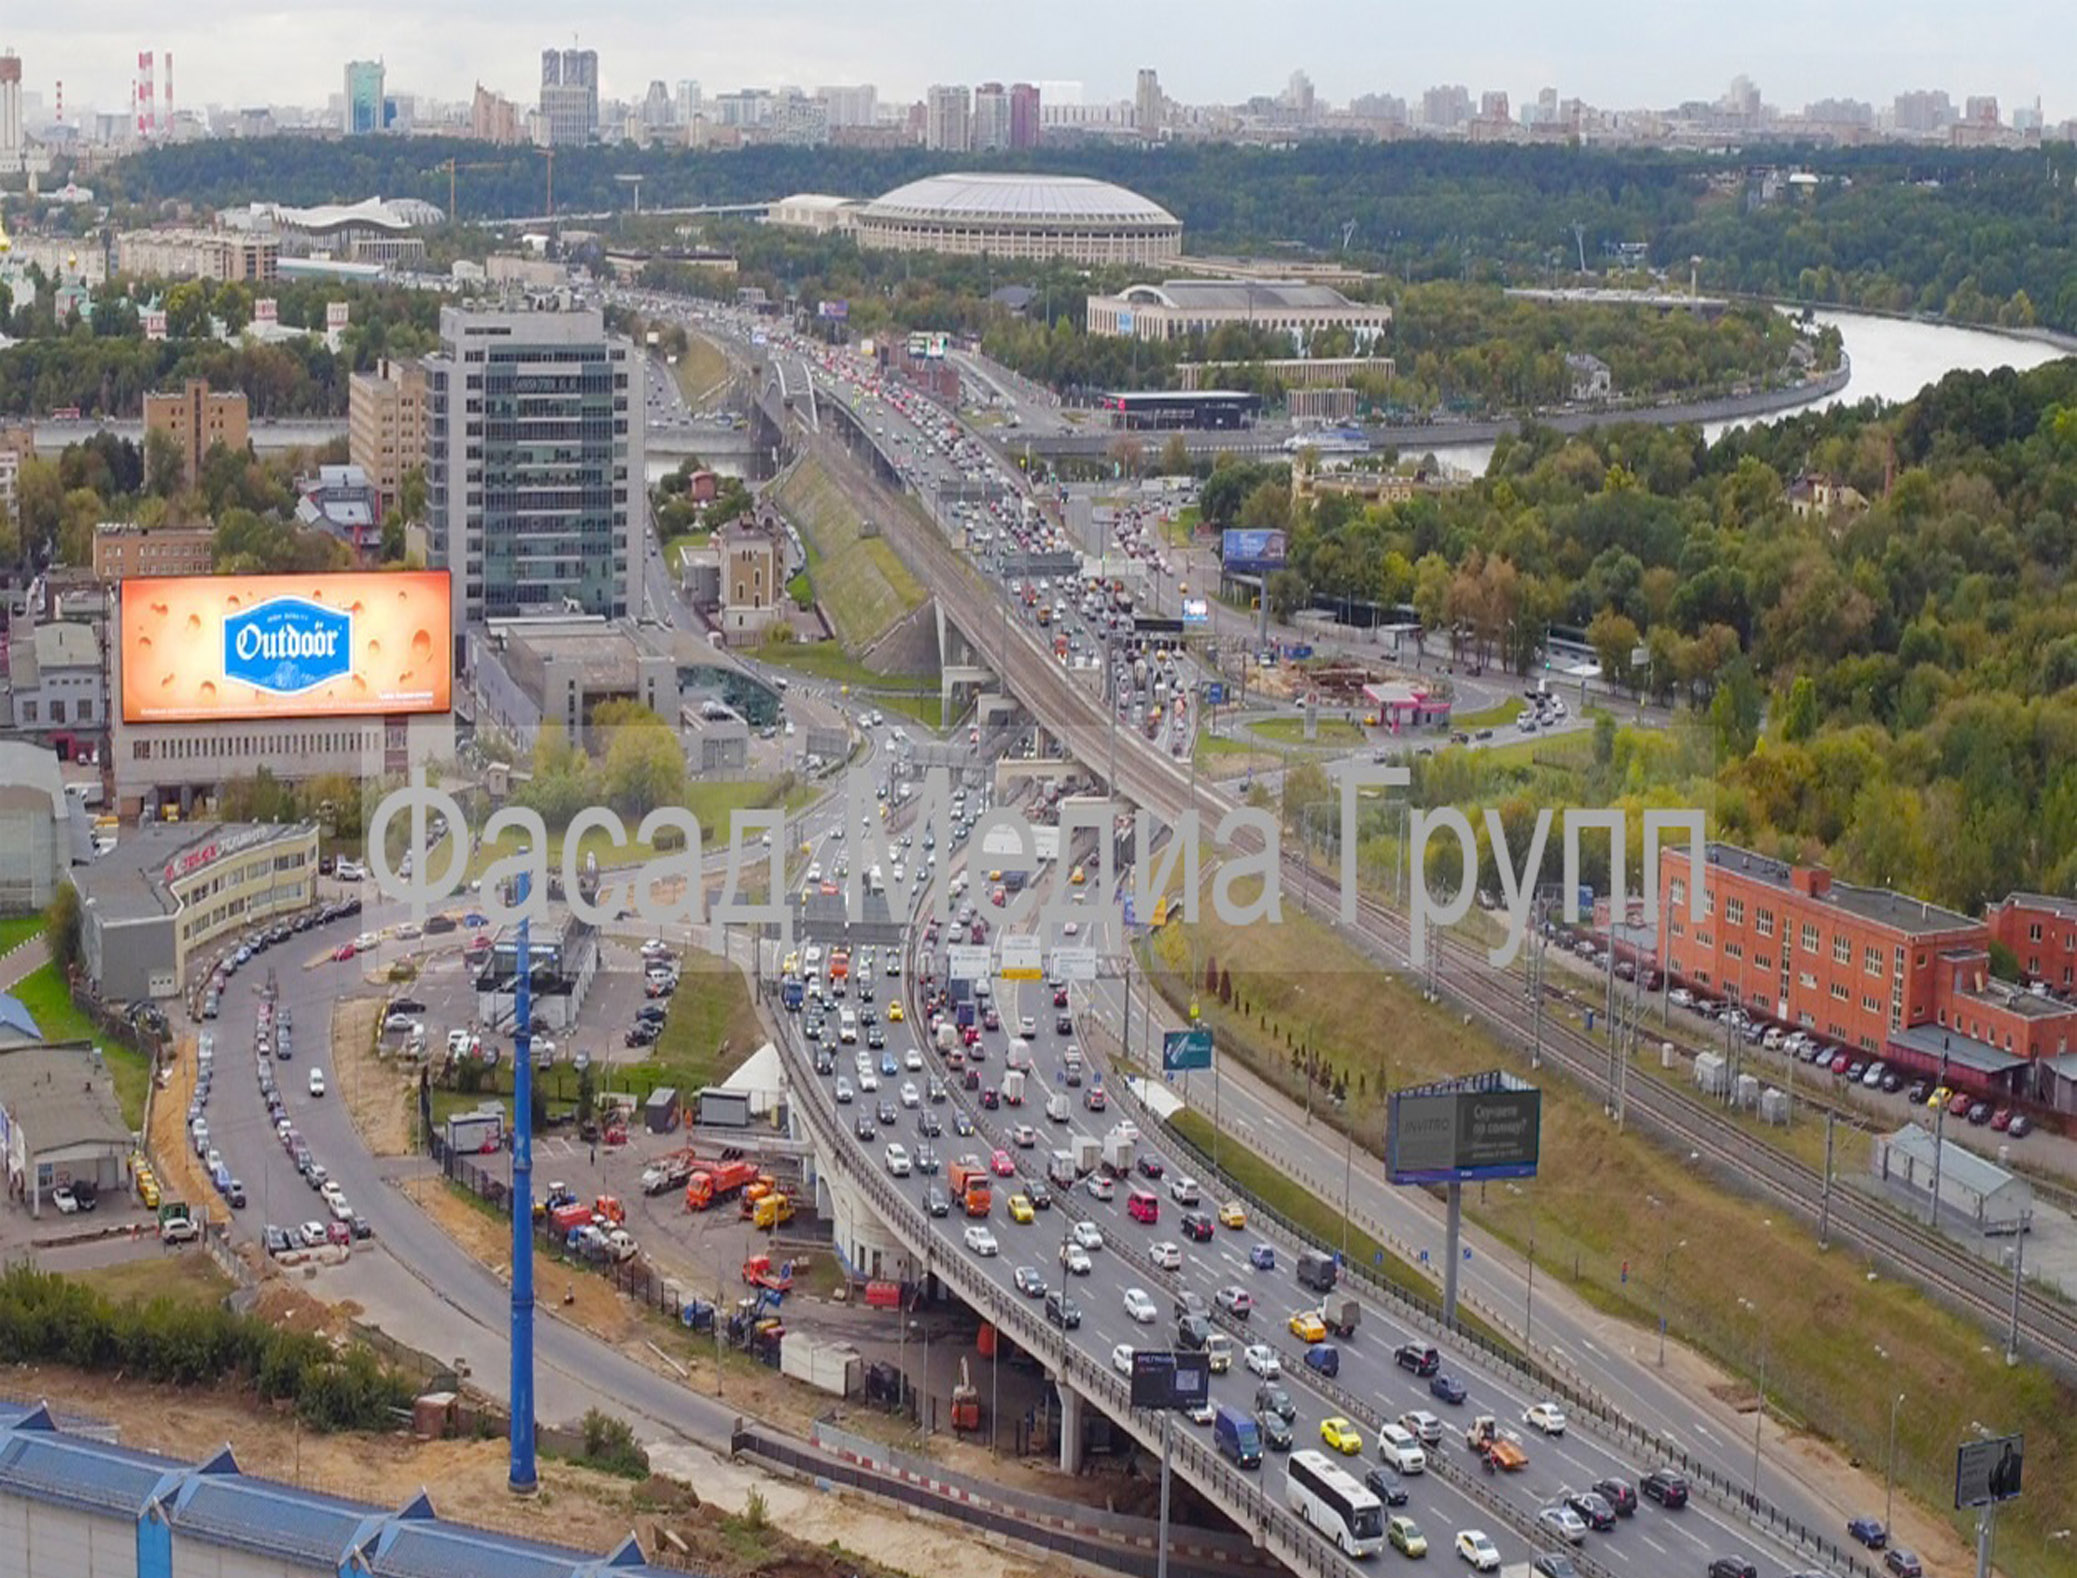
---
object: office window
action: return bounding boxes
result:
[1830,982,1848,1001]
[1864,945,1883,977]
[1725,898,1745,927]
[1801,923,1819,953]
[1755,907,1774,939]
[1833,934,1850,964]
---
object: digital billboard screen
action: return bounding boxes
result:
[121,570,453,724]
[1129,1349,1211,1411]
[1221,529,1288,576]
[1386,1076,1542,1185]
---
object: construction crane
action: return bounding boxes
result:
[541,147,557,223]
[429,157,509,220]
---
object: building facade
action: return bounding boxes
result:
[1009,83,1042,149]
[539,47,599,146]
[116,227,279,282]
[973,84,1011,151]
[925,85,971,151]
[0,1046,135,1209]
[348,356,429,521]
[91,522,217,580]
[143,378,250,489]
[718,519,783,640]
[343,60,385,134]
[0,740,71,914]
[1986,894,2077,993]
[424,305,644,636]
[471,82,523,144]
[5,622,104,736]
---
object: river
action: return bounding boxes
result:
[1426,308,2073,475]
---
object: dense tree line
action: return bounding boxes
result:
[99,138,2077,329]
[0,275,444,418]
[1248,358,2077,909]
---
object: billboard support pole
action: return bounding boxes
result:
[509,867,537,1495]
[1975,1504,1994,1578]
[1442,1181,1463,1329]
[1155,1409,1173,1578]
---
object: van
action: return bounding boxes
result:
[1127,1187,1159,1224]
[1303,1343,1341,1379]
[1296,1248,1338,1293]
[1203,1331,1233,1373]
[1176,1313,1211,1351]
[1214,1405,1262,1469]
[1045,1093,1071,1124]
[839,1009,858,1043]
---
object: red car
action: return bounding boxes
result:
[332,943,358,961]
[1990,1108,2013,1131]
[990,1149,1016,1177]
[1053,987,1070,1008]
[1947,1092,1973,1118]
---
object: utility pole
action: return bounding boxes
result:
[508,867,538,1495]
[2007,1214,2030,1365]
[1155,1410,1174,1578]
[1886,1389,1904,1537]
[1819,1111,1836,1249]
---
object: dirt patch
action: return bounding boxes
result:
[333,996,413,1157]
[149,1034,222,1226]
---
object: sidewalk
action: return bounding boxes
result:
[0,935,50,996]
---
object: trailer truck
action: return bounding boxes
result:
[685,1159,762,1210]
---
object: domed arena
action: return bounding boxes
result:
[851,172,1183,265]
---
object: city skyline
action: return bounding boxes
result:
[2,0,2067,127]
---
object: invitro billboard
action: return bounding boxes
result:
[121,570,453,724]
[1386,1071,1541,1185]
[1221,529,1288,577]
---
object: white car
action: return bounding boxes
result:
[1111,1343,1136,1377]
[320,1180,347,1209]
[1243,1343,1281,1378]
[328,1195,354,1223]
[1537,1504,1588,1545]
[1149,1239,1182,1270]
[1122,1287,1158,1324]
[1071,1220,1104,1251]
[1399,1409,1444,1446]
[963,1224,1000,1257]
[900,1081,921,1108]
[1377,1423,1427,1474]
[885,1144,912,1177]
[1524,1401,1567,1436]
[50,1185,78,1214]
[1087,1174,1116,1201]
[904,1048,924,1071]
[353,932,379,951]
[299,1221,329,1247]
[308,1069,326,1097]
[1060,1243,1093,1276]
[1454,1530,1501,1572]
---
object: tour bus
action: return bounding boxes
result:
[1285,1449,1384,1557]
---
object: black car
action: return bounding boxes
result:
[925,1186,951,1217]
[348,1214,374,1241]
[1363,1467,1410,1506]
[1707,1561,1756,1578]
[1563,1488,1616,1531]
[1255,1382,1296,1422]
[877,1100,897,1125]
[1027,1182,1052,1210]
[1641,1468,1689,1509]
[70,1180,98,1211]
[1055,1013,1074,1035]
[1045,1290,1082,1329]
[917,1110,943,1136]
[1394,1342,1441,1377]
[1530,1556,1579,1578]
[1429,1372,1467,1404]
[1591,1477,1637,1517]
[854,1114,877,1141]
[1180,1210,1215,1242]
[635,1004,668,1024]
[1883,1552,1923,1578]
[1258,1412,1294,1452]
[224,1179,247,1209]
[1014,1265,1047,1297]
[1136,1154,1166,1180]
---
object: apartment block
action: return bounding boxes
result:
[424,305,644,639]
[91,521,217,580]
[349,357,429,521]
[142,379,250,490]
[117,227,279,283]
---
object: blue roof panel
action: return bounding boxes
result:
[373,1521,596,1578]
[174,1476,373,1563]
[0,1434,170,1515]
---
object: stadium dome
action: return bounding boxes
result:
[852,172,1183,265]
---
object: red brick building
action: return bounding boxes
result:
[1660,846,2077,1098]
[1985,894,2077,994]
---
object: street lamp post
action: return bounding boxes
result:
[1887,1385,1905,1537]
[1655,1232,1687,1367]
[1737,1295,1767,1503]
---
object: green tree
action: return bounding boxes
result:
[1708,657,1764,762]
[1586,608,1643,693]
[144,427,187,497]
[597,702,686,816]
[1779,675,1819,743]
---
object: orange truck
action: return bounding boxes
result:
[685,1158,761,1211]
[829,948,850,981]
[948,1159,993,1217]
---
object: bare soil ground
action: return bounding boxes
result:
[333,996,413,1156]
[149,1035,222,1226]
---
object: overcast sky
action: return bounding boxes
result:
[9,1,2068,121]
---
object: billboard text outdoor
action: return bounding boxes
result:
[121,570,453,724]
[1221,529,1288,576]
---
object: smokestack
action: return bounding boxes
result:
[55,80,63,125]
[164,52,173,129]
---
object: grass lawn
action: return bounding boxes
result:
[1251,715,1369,746]
[755,642,943,730]
[672,334,733,406]
[661,530,709,563]
[769,455,926,651]
[1450,695,1526,730]
[1161,505,1201,546]
[10,962,152,1128]
[1463,728,1597,775]
[74,1253,233,1310]
[0,913,46,956]
[1145,897,2077,1577]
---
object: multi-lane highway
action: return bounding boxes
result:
[774,810,1855,1578]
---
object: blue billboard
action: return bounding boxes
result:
[1162,1028,1213,1072]
[1222,529,1288,576]
[818,299,850,320]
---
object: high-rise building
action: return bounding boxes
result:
[0,52,25,170]
[973,83,1011,151]
[538,48,599,146]
[343,60,385,135]
[817,84,878,129]
[925,84,971,151]
[1479,91,1511,123]
[1891,89,1954,134]
[348,357,429,523]
[472,83,523,144]
[1420,84,1472,129]
[641,80,672,127]
[1284,70,1315,121]
[1964,95,2001,125]
[674,79,702,125]
[1135,69,1164,136]
[142,379,249,490]
[1009,83,1041,149]
[424,306,644,634]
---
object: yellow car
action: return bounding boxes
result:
[887,1002,904,1022]
[1218,1201,1247,1229]
[1289,1310,1327,1343]
[136,1175,161,1208]
[1320,1417,1362,1455]
[1388,1515,1427,1557]
[1008,1194,1035,1223]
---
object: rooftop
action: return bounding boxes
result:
[1112,279,1374,313]
[1887,1022,2031,1076]
[1697,842,1978,937]
[1879,1123,2029,1202]
[0,1044,132,1152]
[1994,892,2077,921]
[862,172,1179,229]
[0,740,69,820]
[0,994,43,1042]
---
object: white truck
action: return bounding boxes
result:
[1002,1069,1027,1106]
[1046,1093,1071,1124]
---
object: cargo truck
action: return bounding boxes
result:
[1073,1134,1102,1175]
[1296,1248,1339,1293]
[1002,1069,1026,1106]
[685,1158,762,1210]
[1320,1293,1361,1338]
[1048,1150,1078,1189]
[948,1159,993,1216]
[1101,1128,1135,1178]
[641,1149,700,1195]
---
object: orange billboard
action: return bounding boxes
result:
[120,570,453,724]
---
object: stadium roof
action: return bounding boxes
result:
[862,173,1178,228]
[1118,280,1364,311]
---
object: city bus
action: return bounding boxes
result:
[1285,1449,1384,1557]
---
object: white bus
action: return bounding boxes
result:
[1286,1449,1385,1558]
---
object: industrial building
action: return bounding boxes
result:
[1084,279,1394,345]
[0,1044,135,1212]
[0,741,74,913]
[424,304,646,635]
[468,615,681,757]
[66,821,319,1001]
[851,173,1182,264]
[1871,1126,2032,1236]
[0,1401,698,1578]
[3,621,104,737]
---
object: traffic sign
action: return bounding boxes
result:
[946,945,990,980]
[1202,681,1226,705]
[1162,1027,1212,1072]
[1000,934,1043,982]
[1052,946,1098,981]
